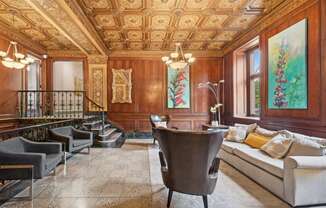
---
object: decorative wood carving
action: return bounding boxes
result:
[88,55,108,110]
[112,68,132,103]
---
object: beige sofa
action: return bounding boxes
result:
[219,132,326,207]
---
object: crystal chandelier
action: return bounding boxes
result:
[161,43,195,69]
[0,41,34,69]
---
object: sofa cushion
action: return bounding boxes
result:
[235,123,257,135]
[73,139,91,147]
[244,133,271,149]
[261,134,293,159]
[233,148,284,178]
[221,141,252,154]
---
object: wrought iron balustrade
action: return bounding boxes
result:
[17,90,106,134]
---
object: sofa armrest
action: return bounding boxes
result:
[72,128,93,140]
[21,138,62,155]
[284,156,326,206]
[49,130,73,152]
[285,156,326,169]
[0,151,45,179]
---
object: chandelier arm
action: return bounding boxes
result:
[179,45,185,61]
[6,43,12,56]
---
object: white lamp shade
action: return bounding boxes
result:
[184,53,192,59]
[188,57,196,63]
[170,52,179,58]
[166,60,172,65]
[26,57,34,63]
[2,60,14,68]
[13,62,25,69]
[161,56,169,62]
[0,51,7,57]
[170,61,187,69]
[20,59,29,65]
[15,53,25,59]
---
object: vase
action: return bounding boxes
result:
[211,120,219,127]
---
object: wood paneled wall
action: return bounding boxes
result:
[107,57,223,132]
[223,0,326,137]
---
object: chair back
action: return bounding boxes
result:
[155,128,224,195]
[0,137,26,153]
[149,115,170,128]
[50,126,73,136]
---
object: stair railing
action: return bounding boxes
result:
[84,95,105,135]
[17,90,85,119]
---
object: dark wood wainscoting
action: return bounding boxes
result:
[107,57,223,132]
[223,0,326,137]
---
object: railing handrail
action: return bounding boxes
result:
[0,119,74,135]
[85,95,104,110]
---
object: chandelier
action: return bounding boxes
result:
[0,41,34,69]
[161,43,195,69]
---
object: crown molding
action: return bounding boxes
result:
[47,50,86,58]
[108,50,223,58]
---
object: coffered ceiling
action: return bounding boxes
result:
[0,0,285,55]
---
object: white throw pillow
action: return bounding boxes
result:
[255,126,279,137]
[261,133,293,159]
[235,123,257,135]
[225,126,247,143]
[287,133,325,156]
[154,121,167,128]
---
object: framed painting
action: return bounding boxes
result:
[167,66,190,108]
[268,19,308,109]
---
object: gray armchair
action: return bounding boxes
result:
[154,128,224,208]
[0,137,63,179]
[49,126,93,156]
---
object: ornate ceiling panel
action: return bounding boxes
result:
[0,0,286,54]
[0,0,78,52]
[78,0,283,52]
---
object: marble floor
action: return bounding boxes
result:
[0,139,317,208]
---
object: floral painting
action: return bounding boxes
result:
[268,19,307,109]
[167,66,190,108]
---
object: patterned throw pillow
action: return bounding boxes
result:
[244,133,271,149]
[154,122,167,128]
[255,126,279,137]
[225,126,247,143]
[261,134,294,158]
[235,123,257,135]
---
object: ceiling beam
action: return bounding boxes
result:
[56,0,109,55]
[25,0,91,55]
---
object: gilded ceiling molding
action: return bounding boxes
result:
[88,55,108,111]
[222,0,312,54]
[0,21,46,54]
[25,0,98,55]
[109,50,223,58]
[58,0,109,55]
[47,50,86,58]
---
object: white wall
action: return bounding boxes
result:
[53,61,83,90]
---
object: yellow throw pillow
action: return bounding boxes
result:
[245,133,271,149]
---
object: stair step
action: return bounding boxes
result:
[91,124,111,131]
[95,132,124,148]
[98,128,116,138]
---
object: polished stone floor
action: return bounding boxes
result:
[0,139,314,208]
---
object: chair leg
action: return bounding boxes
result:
[87,146,90,154]
[153,138,156,144]
[29,169,33,200]
[202,195,208,208]
[167,189,173,208]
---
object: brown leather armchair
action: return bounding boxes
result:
[154,128,224,208]
[149,115,171,144]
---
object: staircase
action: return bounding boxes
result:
[82,119,125,148]
[16,90,126,147]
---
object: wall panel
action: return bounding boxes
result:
[223,0,326,137]
[107,57,223,132]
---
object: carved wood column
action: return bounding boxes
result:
[88,55,108,111]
